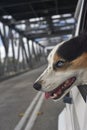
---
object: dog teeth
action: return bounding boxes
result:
[54,93,57,97]
[51,93,57,99]
[64,84,67,87]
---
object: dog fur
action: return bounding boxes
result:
[34,33,87,101]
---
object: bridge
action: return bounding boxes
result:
[0,0,78,130]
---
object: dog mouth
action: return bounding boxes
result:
[45,77,76,100]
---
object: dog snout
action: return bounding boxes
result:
[33,82,42,91]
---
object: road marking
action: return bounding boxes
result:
[14,92,42,130]
[24,93,44,130]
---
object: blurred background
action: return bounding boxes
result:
[0,0,79,130]
[0,0,78,78]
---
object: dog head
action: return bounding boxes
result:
[33,33,87,101]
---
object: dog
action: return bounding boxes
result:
[33,33,87,101]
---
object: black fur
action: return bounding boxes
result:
[58,33,87,61]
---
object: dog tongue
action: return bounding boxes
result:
[45,92,51,99]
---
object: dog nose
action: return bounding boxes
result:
[33,82,42,91]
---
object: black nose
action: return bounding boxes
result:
[33,82,42,91]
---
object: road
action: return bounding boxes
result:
[0,65,65,130]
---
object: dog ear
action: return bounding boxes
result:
[57,33,87,62]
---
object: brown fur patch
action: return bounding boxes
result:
[53,53,62,63]
[71,53,87,69]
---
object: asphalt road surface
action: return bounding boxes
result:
[0,65,65,130]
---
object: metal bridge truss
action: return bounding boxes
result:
[0,22,46,79]
[0,11,76,79]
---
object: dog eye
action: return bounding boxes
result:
[55,60,65,68]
